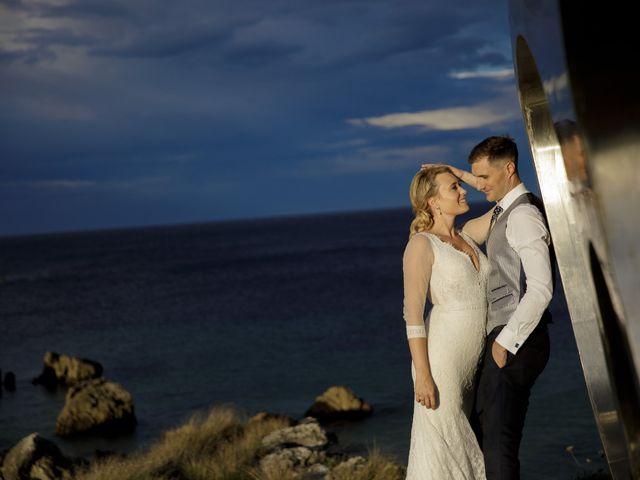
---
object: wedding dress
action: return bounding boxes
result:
[404,231,489,480]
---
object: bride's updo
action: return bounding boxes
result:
[409,166,453,238]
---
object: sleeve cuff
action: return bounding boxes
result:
[406,325,427,338]
[495,328,521,354]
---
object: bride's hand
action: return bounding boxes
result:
[415,374,439,409]
[421,163,463,178]
[421,163,445,169]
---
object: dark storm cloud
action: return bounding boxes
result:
[3,0,509,67]
[89,26,230,58]
[0,0,24,8]
[0,45,56,64]
[0,0,523,235]
[0,0,137,19]
[38,1,131,19]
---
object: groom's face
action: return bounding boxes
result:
[471,156,511,202]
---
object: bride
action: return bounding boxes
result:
[403,166,492,479]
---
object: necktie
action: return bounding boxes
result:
[490,205,503,230]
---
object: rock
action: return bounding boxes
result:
[3,371,16,391]
[56,378,136,437]
[259,447,326,473]
[257,418,333,477]
[305,386,373,423]
[307,463,331,479]
[261,417,328,453]
[33,352,103,389]
[0,433,74,480]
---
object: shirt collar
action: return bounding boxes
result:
[497,183,529,211]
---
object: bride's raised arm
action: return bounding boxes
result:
[421,163,481,191]
[403,234,439,410]
[462,208,493,245]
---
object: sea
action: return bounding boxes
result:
[0,206,607,479]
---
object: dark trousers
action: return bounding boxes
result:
[472,322,550,480]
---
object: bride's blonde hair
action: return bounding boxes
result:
[409,166,453,238]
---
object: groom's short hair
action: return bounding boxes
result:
[468,136,518,171]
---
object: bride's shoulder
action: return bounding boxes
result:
[408,231,435,245]
[404,232,435,260]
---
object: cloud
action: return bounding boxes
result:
[28,180,97,189]
[296,145,449,176]
[1,0,509,69]
[348,104,518,131]
[0,0,130,18]
[0,0,523,234]
[90,23,230,58]
[0,176,169,192]
[449,68,513,80]
[21,97,96,121]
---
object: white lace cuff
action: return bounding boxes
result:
[406,325,427,338]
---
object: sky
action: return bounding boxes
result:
[0,0,538,236]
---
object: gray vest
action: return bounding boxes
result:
[486,193,546,333]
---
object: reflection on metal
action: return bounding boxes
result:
[509,2,640,478]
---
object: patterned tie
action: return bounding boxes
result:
[490,205,503,230]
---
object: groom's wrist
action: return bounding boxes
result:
[495,328,519,355]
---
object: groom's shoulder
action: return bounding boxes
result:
[506,192,546,221]
[523,192,545,211]
[510,203,545,222]
[507,203,550,239]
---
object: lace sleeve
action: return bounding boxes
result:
[403,234,434,338]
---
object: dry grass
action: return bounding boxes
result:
[328,448,404,480]
[75,406,289,480]
[74,405,404,480]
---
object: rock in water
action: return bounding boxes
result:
[56,378,136,437]
[33,352,103,389]
[0,433,74,480]
[4,371,16,391]
[305,386,373,423]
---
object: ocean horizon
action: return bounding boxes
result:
[0,205,607,479]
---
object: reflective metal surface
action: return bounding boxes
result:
[509,2,640,478]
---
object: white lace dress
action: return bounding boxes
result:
[403,231,489,480]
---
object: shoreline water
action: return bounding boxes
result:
[1,405,407,480]
[0,205,412,240]
[0,207,607,479]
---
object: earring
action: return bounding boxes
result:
[436,205,442,215]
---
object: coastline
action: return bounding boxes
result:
[0,208,608,479]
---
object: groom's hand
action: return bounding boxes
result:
[491,341,508,368]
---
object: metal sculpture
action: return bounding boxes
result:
[509,2,640,478]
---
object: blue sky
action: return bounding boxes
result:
[0,0,537,235]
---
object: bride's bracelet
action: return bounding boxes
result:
[406,325,427,338]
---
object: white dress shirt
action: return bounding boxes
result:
[494,183,553,354]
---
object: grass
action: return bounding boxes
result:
[328,448,404,480]
[74,406,404,480]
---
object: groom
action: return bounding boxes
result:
[469,136,554,480]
